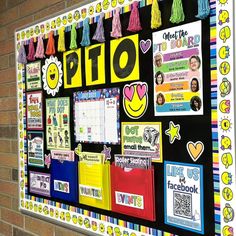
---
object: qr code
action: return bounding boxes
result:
[173,191,192,219]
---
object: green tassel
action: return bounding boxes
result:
[170,0,185,24]
[70,23,77,50]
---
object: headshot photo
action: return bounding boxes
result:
[189,55,201,71]
[156,93,165,105]
[190,78,200,92]
[190,96,202,111]
[154,53,163,68]
[155,71,165,85]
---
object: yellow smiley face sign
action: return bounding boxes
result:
[42,56,63,96]
[123,82,148,119]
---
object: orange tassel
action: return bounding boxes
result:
[46,31,55,56]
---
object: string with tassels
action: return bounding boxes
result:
[17,42,27,64]
[35,34,45,58]
[170,0,185,24]
[196,0,210,19]
[70,23,78,49]
[127,1,142,32]
[46,31,56,56]
[58,26,66,52]
[93,12,105,42]
[151,0,162,29]
[111,8,122,38]
[81,18,91,47]
[27,38,35,61]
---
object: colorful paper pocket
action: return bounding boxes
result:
[79,162,111,210]
[111,164,155,221]
[50,159,78,203]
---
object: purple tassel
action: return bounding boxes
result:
[93,12,105,43]
[111,8,122,38]
[35,34,45,58]
[127,1,142,32]
[27,38,35,61]
[17,42,27,64]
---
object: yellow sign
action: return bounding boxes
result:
[110,34,139,83]
[63,49,82,88]
[85,43,106,86]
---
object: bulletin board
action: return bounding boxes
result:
[15,0,236,235]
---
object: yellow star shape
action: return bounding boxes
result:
[165,121,181,144]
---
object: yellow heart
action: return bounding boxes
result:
[187,141,204,161]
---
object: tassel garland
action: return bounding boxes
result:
[127,1,142,32]
[151,0,162,29]
[170,0,185,24]
[111,8,122,38]
[46,31,56,56]
[35,34,45,58]
[70,23,78,49]
[17,42,27,64]
[93,12,106,42]
[58,26,66,52]
[196,0,210,19]
[81,18,91,47]
[27,38,35,61]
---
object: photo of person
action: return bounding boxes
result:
[156,93,165,105]
[189,55,201,71]
[190,78,199,92]
[154,53,163,68]
[190,96,202,111]
[155,71,165,85]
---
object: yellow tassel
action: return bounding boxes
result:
[58,26,66,52]
[151,0,162,29]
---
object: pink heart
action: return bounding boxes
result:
[123,85,134,101]
[137,83,147,99]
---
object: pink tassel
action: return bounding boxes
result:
[27,38,35,61]
[111,8,122,38]
[46,31,55,56]
[35,34,45,58]
[127,1,142,32]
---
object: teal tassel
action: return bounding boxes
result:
[196,0,210,19]
[80,18,90,47]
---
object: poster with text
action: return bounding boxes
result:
[153,21,203,116]
[29,171,50,197]
[46,97,71,150]
[122,122,162,162]
[74,88,120,144]
[26,61,42,91]
[26,91,43,130]
[27,132,44,167]
[164,161,204,234]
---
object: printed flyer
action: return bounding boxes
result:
[74,88,120,144]
[121,122,162,162]
[46,97,71,150]
[29,171,50,197]
[164,161,204,234]
[27,132,44,167]
[26,61,42,91]
[26,91,43,130]
[153,21,203,116]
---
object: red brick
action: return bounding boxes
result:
[0,68,16,84]
[0,220,12,236]
[0,153,18,168]
[0,193,12,208]
[0,167,11,180]
[0,6,19,26]
[0,111,17,125]
[66,0,84,8]
[55,226,87,236]
[0,139,11,153]
[25,216,54,236]
[0,97,17,111]
[7,0,26,9]
[11,139,18,153]
[34,2,65,21]
[1,208,24,227]
[0,180,18,197]
[19,0,63,18]
[0,27,7,41]
[0,0,7,12]
[11,197,18,211]
[0,39,14,56]
[0,55,9,70]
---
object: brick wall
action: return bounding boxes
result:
[0,1,86,235]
